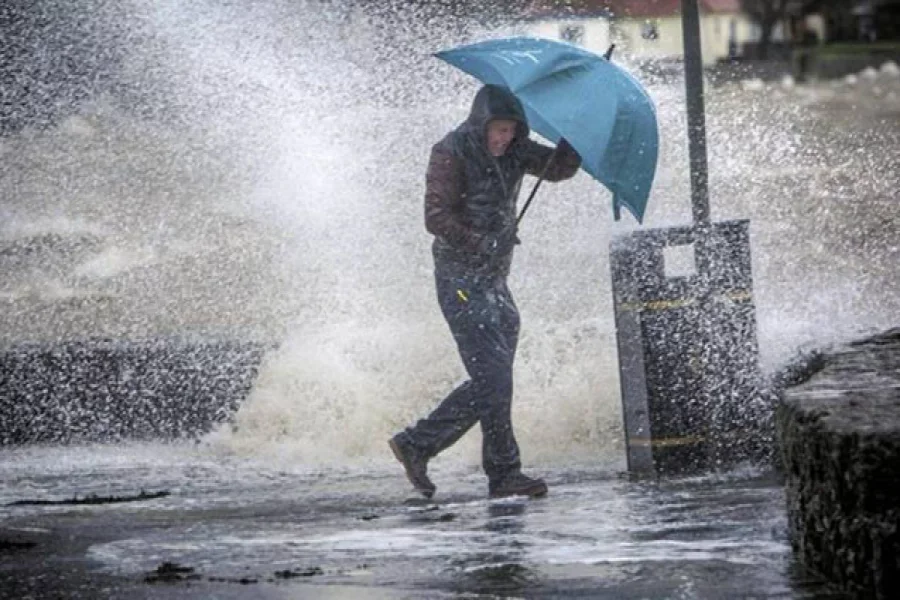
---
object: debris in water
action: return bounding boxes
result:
[0,539,37,552]
[144,561,200,584]
[8,489,170,506]
[273,566,324,578]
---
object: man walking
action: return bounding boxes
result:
[390,84,581,499]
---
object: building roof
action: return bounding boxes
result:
[524,0,742,20]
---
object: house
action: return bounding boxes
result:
[522,0,787,65]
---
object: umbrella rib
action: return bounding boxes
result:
[509,62,593,94]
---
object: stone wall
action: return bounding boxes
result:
[0,338,268,444]
[776,328,900,598]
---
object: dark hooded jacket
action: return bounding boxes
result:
[425,84,581,278]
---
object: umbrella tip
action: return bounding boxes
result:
[604,44,615,60]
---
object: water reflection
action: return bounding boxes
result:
[448,500,536,596]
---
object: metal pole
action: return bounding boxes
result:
[516,146,559,226]
[681,0,710,225]
[681,0,713,469]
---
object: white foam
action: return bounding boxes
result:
[74,246,159,279]
[740,78,765,92]
[880,61,900,78]
[859,66,878,81]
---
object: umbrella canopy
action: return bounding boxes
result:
[435,36,658,223]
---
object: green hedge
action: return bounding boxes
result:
[814,41,900,56]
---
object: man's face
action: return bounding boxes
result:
[486,119,517,157]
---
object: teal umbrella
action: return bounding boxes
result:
[435,36,659,223]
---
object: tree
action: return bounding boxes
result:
[739,0,791,59]
[740,0,832,58]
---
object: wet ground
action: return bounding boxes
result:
[0,444,849,599]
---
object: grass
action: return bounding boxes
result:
[814,41,900,56]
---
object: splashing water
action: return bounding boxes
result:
[1,0,897,469]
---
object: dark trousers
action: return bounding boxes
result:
[399,271,522,484]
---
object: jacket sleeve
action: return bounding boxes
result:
[522,138,581,182]
[424,143,480,252]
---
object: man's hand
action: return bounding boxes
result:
[557,137,580,160]
[478,223,520,255]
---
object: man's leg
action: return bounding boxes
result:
[392,274,484,460]
[479,281,547,499]
[476,281,521,484]
[389,274,487,497]
[395,380,480,458]
[392,275,541,497]
[396,275,520,452]
[410,276,523,481]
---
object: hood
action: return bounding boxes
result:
[462,84,530,147]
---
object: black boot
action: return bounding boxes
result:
[489,472,548,499]
[389,436,436,499]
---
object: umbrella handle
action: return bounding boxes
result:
[516,146,560,227]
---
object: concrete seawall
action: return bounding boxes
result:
[776,328,899,598]
[0,338,268,444]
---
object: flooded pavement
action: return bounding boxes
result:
[1,444,847,599]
